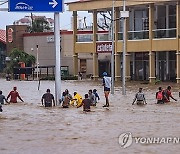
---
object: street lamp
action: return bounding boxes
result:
[36,44,39,81]
[121,0,129,95]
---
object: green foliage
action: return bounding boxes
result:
[7,48,36,72]
[28,18,51,33]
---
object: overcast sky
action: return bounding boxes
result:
[0,0,90,30]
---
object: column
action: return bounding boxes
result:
[166,51,169,80]
[115,7,121,81]
[176,2,180,83]
[93,10,99,80]
[126,53,131,80]
[73,11,78,76]
[125,17,130,81]
[156,52,159,79]
[132,53,135,80]
[149,52,156,82]
[149,4,156,83]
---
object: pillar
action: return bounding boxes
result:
[132,53,135,80]
[176,2,180,83]
[156,52,159,79]
[149,4,156,83]
[149,51,156,83]
[125,53,131,80]
[73,11,78,76]
[115,7,121,81]
[125,17,130,81]
[166,51,169,80]
[93,10,99,80]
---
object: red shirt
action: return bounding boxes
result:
[8,91,20,103]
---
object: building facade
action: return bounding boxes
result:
[67,0,180,83]
[0,29,6,72]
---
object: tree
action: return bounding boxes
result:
[28,17,51,33]
[7,48,36,72]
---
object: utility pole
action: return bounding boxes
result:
[54,12,61,105]
[121,0,129,95]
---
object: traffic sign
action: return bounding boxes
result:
[9,0,63,12]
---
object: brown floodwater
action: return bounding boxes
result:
[0,79,180,154]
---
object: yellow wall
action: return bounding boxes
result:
[75,42,93,53]
[152,39,177,51]
[127,40,150,52]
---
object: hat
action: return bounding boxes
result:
[103,72,107,76]
[93,89,97,92]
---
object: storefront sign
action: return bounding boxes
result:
[8,28,13,43]
[96,42,112,53]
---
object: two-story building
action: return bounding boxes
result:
[66,0,180,83]
[0,29,6,72]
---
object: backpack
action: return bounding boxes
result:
[157,91,163,100]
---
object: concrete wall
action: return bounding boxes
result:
[23,32,74,75]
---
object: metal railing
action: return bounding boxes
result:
[128,30,149,40]
[76,34,93,42]
[97,33,110,41]
[153,28,176,39]
[76,28,177,42]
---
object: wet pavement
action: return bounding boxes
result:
[0,79,180,154]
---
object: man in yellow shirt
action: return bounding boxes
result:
[70,92,83,108]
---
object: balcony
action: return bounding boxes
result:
[76,28,177,42]
[77,34,93,42]
[153,28,176,39]
[128,30,149,40]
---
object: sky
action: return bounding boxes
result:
[0,0,90,30]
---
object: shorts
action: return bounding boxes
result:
[157,100,164,104]
[104,87,110,92]
[62,106,69,108]
[45,102,52,107]
[83,109,91,112]
[136,100,144,105]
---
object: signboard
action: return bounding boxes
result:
[8,28,13,43]
[9,0,63,12]
[96,42,112,53]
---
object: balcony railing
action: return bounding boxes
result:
[97,33,110,41]
[153,28,176,39]
[128,30,149,40]
[77,34,93,42]
[76,28,177,42]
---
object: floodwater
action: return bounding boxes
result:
[0,79,180,154]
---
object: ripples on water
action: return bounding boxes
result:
[0,79,180,154]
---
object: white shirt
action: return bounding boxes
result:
[103,76,111,88]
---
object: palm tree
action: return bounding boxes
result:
[28,17,51,32]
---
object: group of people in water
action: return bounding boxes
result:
[0,71,178,112]
[132,85,177,105]
[0,72,111,112]
[41,88,100,112]
[0,86,24,112]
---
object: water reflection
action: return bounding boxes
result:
[0,79,180,154]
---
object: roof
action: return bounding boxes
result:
[66,0,173,11]
[0,29,6,44]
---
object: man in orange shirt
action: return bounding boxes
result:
[7,87,24,103]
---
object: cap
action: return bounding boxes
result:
[103,72,107,76]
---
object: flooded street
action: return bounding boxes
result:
[0,79,180,154]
